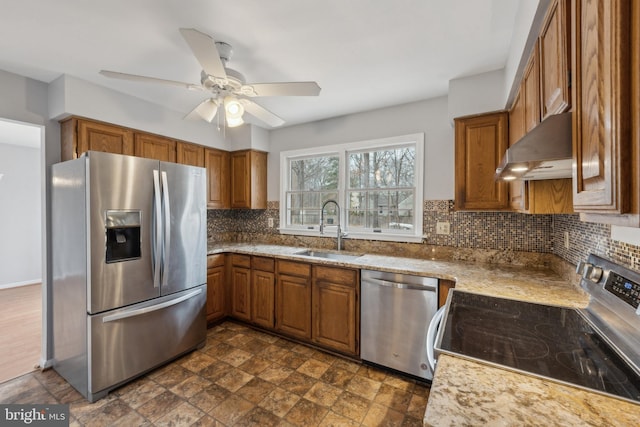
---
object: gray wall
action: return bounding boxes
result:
[0,144,41,287]
[0,68,59,366]
[267,96,454,201]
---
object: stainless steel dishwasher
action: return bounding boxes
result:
[360,269,438,381]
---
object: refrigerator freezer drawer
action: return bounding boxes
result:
[88,284,206,399]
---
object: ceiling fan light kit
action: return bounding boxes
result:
[223,96,244,127]
[100,28,321,129]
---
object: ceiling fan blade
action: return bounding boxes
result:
[179,28,227,79]
[100,70,203,91]
[184,99,219,122]
[240,81,321,97]
[239,99,285,127]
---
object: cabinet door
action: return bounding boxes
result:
[205,148,230,209]
[523,43,541,132]
[76,119,134,158]
[539,0,571,119]
[134,133,176,162]
[276,274,312,340]
[231,266,252,321]
[177,142,205,167]
[454,111,509,210]
[231,151,250,208]
[206,265,225,322]
[312,266,359,355]
[572,0,632,214]
[508,89,529,211]
[252,270,275,329]
[231,150,267,209]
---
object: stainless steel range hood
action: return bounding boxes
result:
[495,112,572,181]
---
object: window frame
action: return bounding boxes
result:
[279,133,424,243]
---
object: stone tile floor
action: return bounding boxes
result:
[0,321,430,426]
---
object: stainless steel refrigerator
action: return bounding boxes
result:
[51,151,207,402]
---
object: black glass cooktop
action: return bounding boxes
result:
[436,291,640,403]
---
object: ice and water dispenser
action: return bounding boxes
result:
[105,210,141,263]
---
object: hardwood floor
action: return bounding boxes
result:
[0,283,41,384]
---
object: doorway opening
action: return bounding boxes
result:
[0,118,44,383]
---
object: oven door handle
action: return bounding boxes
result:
[426,305,446,372]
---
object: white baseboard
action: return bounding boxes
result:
[0,279,41,290]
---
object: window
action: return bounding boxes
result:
[280,134,424,242]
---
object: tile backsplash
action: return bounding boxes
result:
[208,200,640,271]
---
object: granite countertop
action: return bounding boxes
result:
[207,243,640,425]
[208,243,588,307]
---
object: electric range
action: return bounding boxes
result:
[434,254,640,404]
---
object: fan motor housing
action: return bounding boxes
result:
[201,68,244,93]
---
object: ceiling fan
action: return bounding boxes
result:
[100,28,321,128]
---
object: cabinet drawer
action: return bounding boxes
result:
[278,260,311,278]
[252,256,275,272]
[231,254,251,268]
[207,254,225,269]
[314,266,357,287]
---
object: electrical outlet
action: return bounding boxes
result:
[436,222,450,235]
[268,218,274,228]
[564,231,569,249]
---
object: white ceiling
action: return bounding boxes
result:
[1,0,522,128]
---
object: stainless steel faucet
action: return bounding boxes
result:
[320,199,347,251]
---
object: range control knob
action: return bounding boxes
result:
[576,261,593,275]
[588,267,604,282]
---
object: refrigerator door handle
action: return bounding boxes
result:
[161,170,171,288]
[102,288,203,323]
[152,169,162,288]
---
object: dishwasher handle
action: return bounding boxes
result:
[364,277,437,291]
[426,305,446,372]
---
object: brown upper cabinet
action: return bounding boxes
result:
[231,150,268,209]
[60,116,271,211]
[177,142,205,167]
[572,0,638,225]
[509,45,544,213]
[134,132,176,162]
[60,117,134,161]
[205,148,231,209]
[504,0,573,215]
[454,111,509,211]
[539,0,571,119]
[523,41,541,132]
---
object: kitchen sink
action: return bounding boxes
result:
[295,250,362,262]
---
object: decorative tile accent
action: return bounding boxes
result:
[207,200,640,271]
[551,214,640,271]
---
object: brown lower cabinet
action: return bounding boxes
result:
[438,279,455,308]
[251,257,276,329]
[217,255,366,357]
[206,254,226,323]
[230,255,252,322]
[312,265,359,355]
[275,260,312,340]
